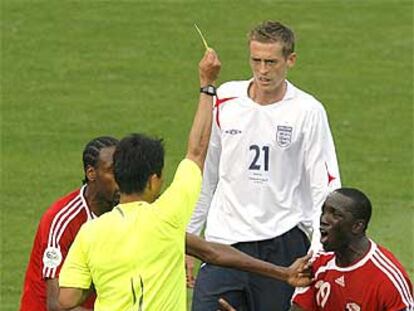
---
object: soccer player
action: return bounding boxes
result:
[218,188,414,311]
[292,188,413,310]
[57,49,222,310]
[187,20,341,311]
[19,136,119,311]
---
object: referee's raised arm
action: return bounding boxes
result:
[186,49,221,171]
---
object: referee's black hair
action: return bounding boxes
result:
[82,136,119,184]
[113,133,164,195]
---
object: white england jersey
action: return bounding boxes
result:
[187,79,341,250]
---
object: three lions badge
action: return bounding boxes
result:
[276,125,293,148]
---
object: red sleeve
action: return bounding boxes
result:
[40,199,86,279]
[291,286,317,311]
[375,246,414,310]
[378,278,413,311]
[83,292,96,309]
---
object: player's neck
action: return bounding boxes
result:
[119,192,153,204]
[84,185,111,216]
[249,80,287,105]
[335,236,370,267]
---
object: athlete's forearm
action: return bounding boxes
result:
[58,287,90,310]
[186,49,221,170]
[185,233,288,282]
[207,243,288,281]
[186,93,214,170]
[187,139,220,234]
[47,279,92,311]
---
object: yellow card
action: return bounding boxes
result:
[194,23,210,50]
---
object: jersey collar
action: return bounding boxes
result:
[80,185,97,220]
[331,239,377,272]
[246,78,296,103]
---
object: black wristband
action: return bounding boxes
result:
[200,85,216,96]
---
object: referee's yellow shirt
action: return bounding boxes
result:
[60,159,202,311]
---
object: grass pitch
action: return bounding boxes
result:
[1,0,413,309]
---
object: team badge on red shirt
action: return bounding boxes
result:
[43,247,62,269]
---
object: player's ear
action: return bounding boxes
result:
[144,174,155,193]
[148,174,162,191]
[85,165,97,183]
[287,52,296,68]
[352,219,365,234]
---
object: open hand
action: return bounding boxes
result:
[285,251,314,287]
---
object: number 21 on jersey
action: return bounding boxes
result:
[248,144,270,171]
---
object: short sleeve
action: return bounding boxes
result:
[155,159,202,228]
[39,211,80,280]
[59,225,92,289]
[379,276,414,311]
[291,286,317,311]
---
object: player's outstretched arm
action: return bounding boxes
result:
[185,49,221,170]
[185,233,313,287]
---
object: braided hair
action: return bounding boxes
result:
[82,136,119,184]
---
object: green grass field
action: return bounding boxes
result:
[1,0,413,309]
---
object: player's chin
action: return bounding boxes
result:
[321,239,334,252]
[112,192,120,206]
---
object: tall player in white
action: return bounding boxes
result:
[187,21,341,311]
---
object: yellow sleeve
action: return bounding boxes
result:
[59,225,92,289]
[155,159,202,228]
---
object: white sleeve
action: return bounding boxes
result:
[186,107,221,235]
[304,107,341,252]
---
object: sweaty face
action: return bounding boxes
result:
[320,195,356,252]
[249,40,295,93]
[94,146,119,212]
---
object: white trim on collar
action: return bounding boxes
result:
[327,240,377,273]
[80,185,96,220]
[246,78,296,102]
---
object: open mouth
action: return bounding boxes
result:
[258,77,271,84]
[320,227,329,244]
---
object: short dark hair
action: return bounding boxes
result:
[113,133,164,195]
[82,136,119,184]
[248,20,295,58]
[335,188,372,231]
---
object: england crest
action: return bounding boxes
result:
[276,125,293,147]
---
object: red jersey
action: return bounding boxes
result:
[20,186,96,311]
[292,240,413,311]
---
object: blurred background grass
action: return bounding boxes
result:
[1,0,413,309]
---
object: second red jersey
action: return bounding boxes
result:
[292,240,413,311]
[20,186,96,311]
